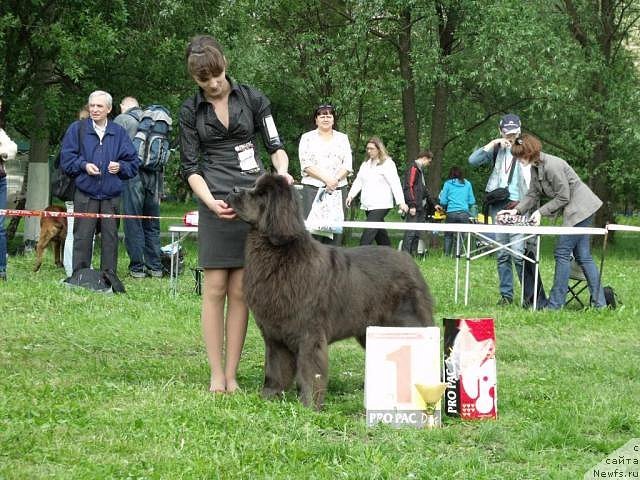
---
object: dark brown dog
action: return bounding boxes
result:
[33,205,67,272]
[227,174,434,410]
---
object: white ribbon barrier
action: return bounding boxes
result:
[605,224,640,233]
[326,221,608,308]
[167,221,636,301]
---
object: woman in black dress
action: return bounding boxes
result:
[180,35,292,393]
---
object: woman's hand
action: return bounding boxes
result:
[278,172,295,185]
[399,203,409,214]
[529,210,541,226]
[345,196,353,208]
[324,177,339,192]
[209,199,236,220]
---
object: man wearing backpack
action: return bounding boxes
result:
[114,97,169,278]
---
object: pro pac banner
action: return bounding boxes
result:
[443,318,498,420]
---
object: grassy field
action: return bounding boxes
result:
[1,213,639,479]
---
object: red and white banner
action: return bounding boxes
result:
[0,208,184,221]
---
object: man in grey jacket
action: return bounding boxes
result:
[468,114,530,305]
[114,97,164,278]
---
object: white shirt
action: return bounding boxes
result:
[348,158,405,210]
[299,129,352,188]
[92,120,107,143]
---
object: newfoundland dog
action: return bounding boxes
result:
[227,174,434,409]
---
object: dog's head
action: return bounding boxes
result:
[226,174,306,246]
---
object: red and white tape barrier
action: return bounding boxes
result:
[0,208,185,221]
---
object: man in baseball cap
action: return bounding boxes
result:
[468,113,530,306]
[499,114,521,135]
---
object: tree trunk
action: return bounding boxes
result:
[428,81,448,198]
[397,8,419,166]
[428,1,458,198]
[590,124,612,228]
[23,59,53,245]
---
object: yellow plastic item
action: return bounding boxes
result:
[476,213,492,224]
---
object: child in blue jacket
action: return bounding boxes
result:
[439,166,476,256]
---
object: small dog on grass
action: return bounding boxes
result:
[33,205,67,272]
[227,174,434,410]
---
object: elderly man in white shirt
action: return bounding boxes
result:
[346,136,408,246]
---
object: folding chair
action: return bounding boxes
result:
[565,257,589,307]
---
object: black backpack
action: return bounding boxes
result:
[51,121,84,202]
[603,286,619,309]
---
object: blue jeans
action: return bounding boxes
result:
[548,216,605,309]
[489,202,524,299]
[0,176,7,272]
[123,171,162,272]
[444,211,470,256]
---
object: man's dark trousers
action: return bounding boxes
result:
[72,189,120,273]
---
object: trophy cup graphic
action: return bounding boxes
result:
[415,383,447,428]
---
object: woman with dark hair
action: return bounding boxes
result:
[180,35,293,393]
[346,136,407,246]
[501,133,605,309]
[438,166,476,256]
[299,104,352,244]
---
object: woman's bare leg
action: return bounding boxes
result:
[224,268,249,392]
[202,268,229,392]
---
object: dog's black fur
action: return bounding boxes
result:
[226,174,434,409]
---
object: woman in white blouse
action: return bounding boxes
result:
[298,104,352,244]
[346,137,408,246]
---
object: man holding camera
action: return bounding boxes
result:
[468,114,530,305]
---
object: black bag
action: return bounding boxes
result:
[51,154,76,201]
[102,269,126,294]
[522,248,547,309]
[63,268,126,294]
[52,120,84,202]
[603,286,619,309]
[485,187,510,205]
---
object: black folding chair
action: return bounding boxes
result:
[565,257,589,307]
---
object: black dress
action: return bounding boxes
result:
[179,78,284,268]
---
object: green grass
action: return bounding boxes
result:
[1,216,639,479]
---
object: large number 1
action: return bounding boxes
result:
[386,345,412,403]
